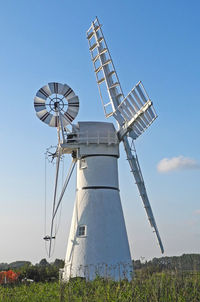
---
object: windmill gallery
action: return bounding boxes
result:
[34,18,164,281]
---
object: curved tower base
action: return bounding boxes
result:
[62,122,133,281]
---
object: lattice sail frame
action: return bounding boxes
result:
[87,19,124,119]
[116,81,157,140]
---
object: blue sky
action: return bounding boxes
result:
[0,0,199,263]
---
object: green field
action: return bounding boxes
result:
[0,271,200,302]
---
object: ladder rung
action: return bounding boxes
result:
[95,65,102,74]
[90,43,97,51]
[87,24,101,39]
[107,70,115,77]
[98,77,105,84]
[106,112,114,118]
[87,31,94,40]
[93,54,99,63]
[109,82,119,89]
[95,59,112,74]
[99,48,107,55]
[104,101,111,107]
[88,36,103,45]
[94,25,101,32]
[98,37,103,43]
[92,48,107,62]
[102,59,111,66]
[116,93,123,99]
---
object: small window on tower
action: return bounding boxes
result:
[80,158,87,169]
[78,225,86,237]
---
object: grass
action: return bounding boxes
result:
[0,271,200,302]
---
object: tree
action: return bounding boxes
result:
[39,259,49,267]
[53,259,64,268]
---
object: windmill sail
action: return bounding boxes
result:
[116,81,157,140]
[87,18,157,139]
[87,17,164,254]
[87,17,124,124]
[123,136,164,253]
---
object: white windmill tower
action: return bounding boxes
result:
[34,18,164,281]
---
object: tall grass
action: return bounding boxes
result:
[0,271,200,302]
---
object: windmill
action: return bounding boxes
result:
[34,17,164,281]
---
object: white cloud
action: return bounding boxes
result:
[194,209,200,215]
[157,156,200,173]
